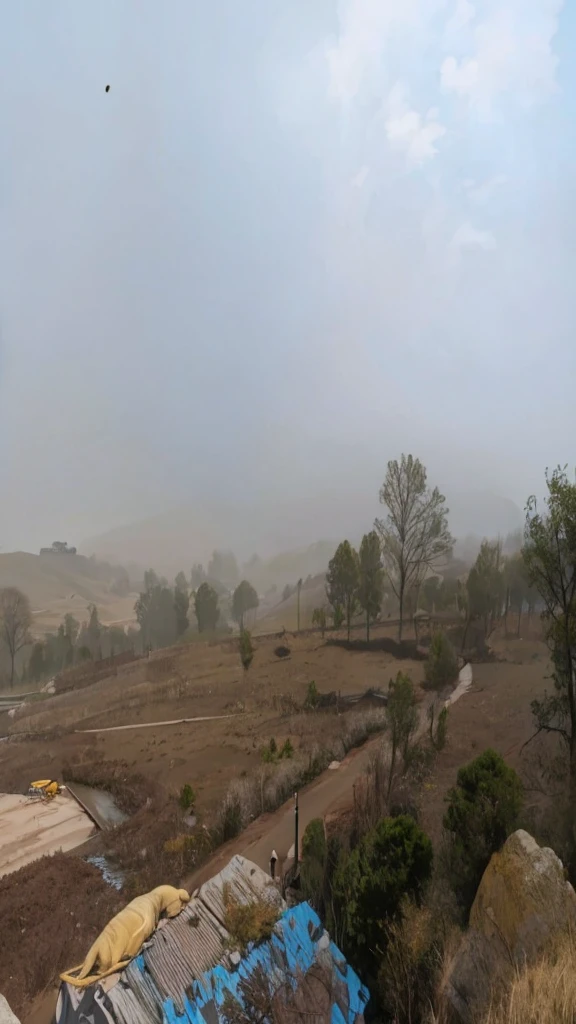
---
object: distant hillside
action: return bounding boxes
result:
[255,574,327,633]
[83,490,523,586]
[0,552,138,635]
[243,542,337,594]
[85,508,342,592]
[447,491,523,541]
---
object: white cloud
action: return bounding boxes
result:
[327,0,396,103]
[465,174,507,203]
[385,84,446,167]
[326,0,434,104]
[352,165,370,188]
[451,220,497,250]
[445,0,475,37]
[441,1,563,118]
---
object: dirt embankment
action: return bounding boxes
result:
[0,855,122,1018]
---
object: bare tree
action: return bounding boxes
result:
[375,454,453,641]
[0,587,32,687]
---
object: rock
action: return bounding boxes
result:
[0,994,20,1023]
[443,830,576,1023]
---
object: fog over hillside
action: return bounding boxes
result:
[83,488,523,579]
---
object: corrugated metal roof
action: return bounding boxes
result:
[104,961,163,1024]
[174,904,368,1024]
[198,853,284,926]
[141,900,228,1006]
[57,856,369,1023]
[134,855,284,1009]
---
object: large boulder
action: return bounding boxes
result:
[443,829,576,1022]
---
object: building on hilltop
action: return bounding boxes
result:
[39,541,77,556]
[56,854,369,1024]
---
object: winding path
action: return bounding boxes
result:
[186,663,474,887]
[76,713,242,734]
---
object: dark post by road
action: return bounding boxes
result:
[270,849,277,880]
[294,791,299,866]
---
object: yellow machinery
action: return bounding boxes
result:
[28,779,62,799]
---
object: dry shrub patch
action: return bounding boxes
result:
[223,883,279,952]
[0,854,121,1018]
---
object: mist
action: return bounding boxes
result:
[1,0,575,562]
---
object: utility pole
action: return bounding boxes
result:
[297,579,302,632]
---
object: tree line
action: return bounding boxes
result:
[320,452,542,647]
[0,558,261,686]
[321,453,453,642]
[135,568,260,650]
[0,594,138,688]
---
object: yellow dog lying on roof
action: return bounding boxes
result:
[60,885,190,987]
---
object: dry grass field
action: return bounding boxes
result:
[1,624,426,810]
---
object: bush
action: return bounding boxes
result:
[163,830,212,874]
[216,792,244,843]
[443,748,523,912]
[386,672,418,798]
[260,737,294,763]
[280,738,293,759]
[378,899,444,1024]
[223,883,279,952]
[302,817,326,862]
[436,706,448,750]
[312,607,327,636]
[482,930,576,1024]
[305,680,319,708]
[332,604,345,630]
[179,783,196,812]
[424,630,459,690]
[429,701,449,750]
[300,818,328,909]
[334,815,433,976]
[239,629,254,670]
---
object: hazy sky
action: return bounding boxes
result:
[1,0,574,555]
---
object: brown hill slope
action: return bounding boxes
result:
[0,552,137,634]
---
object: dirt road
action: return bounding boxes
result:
[186,665,473,887]
[187,734,384,888]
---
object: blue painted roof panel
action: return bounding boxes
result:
[57,857,369,1024]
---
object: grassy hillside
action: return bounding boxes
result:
[0,552,138,635]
